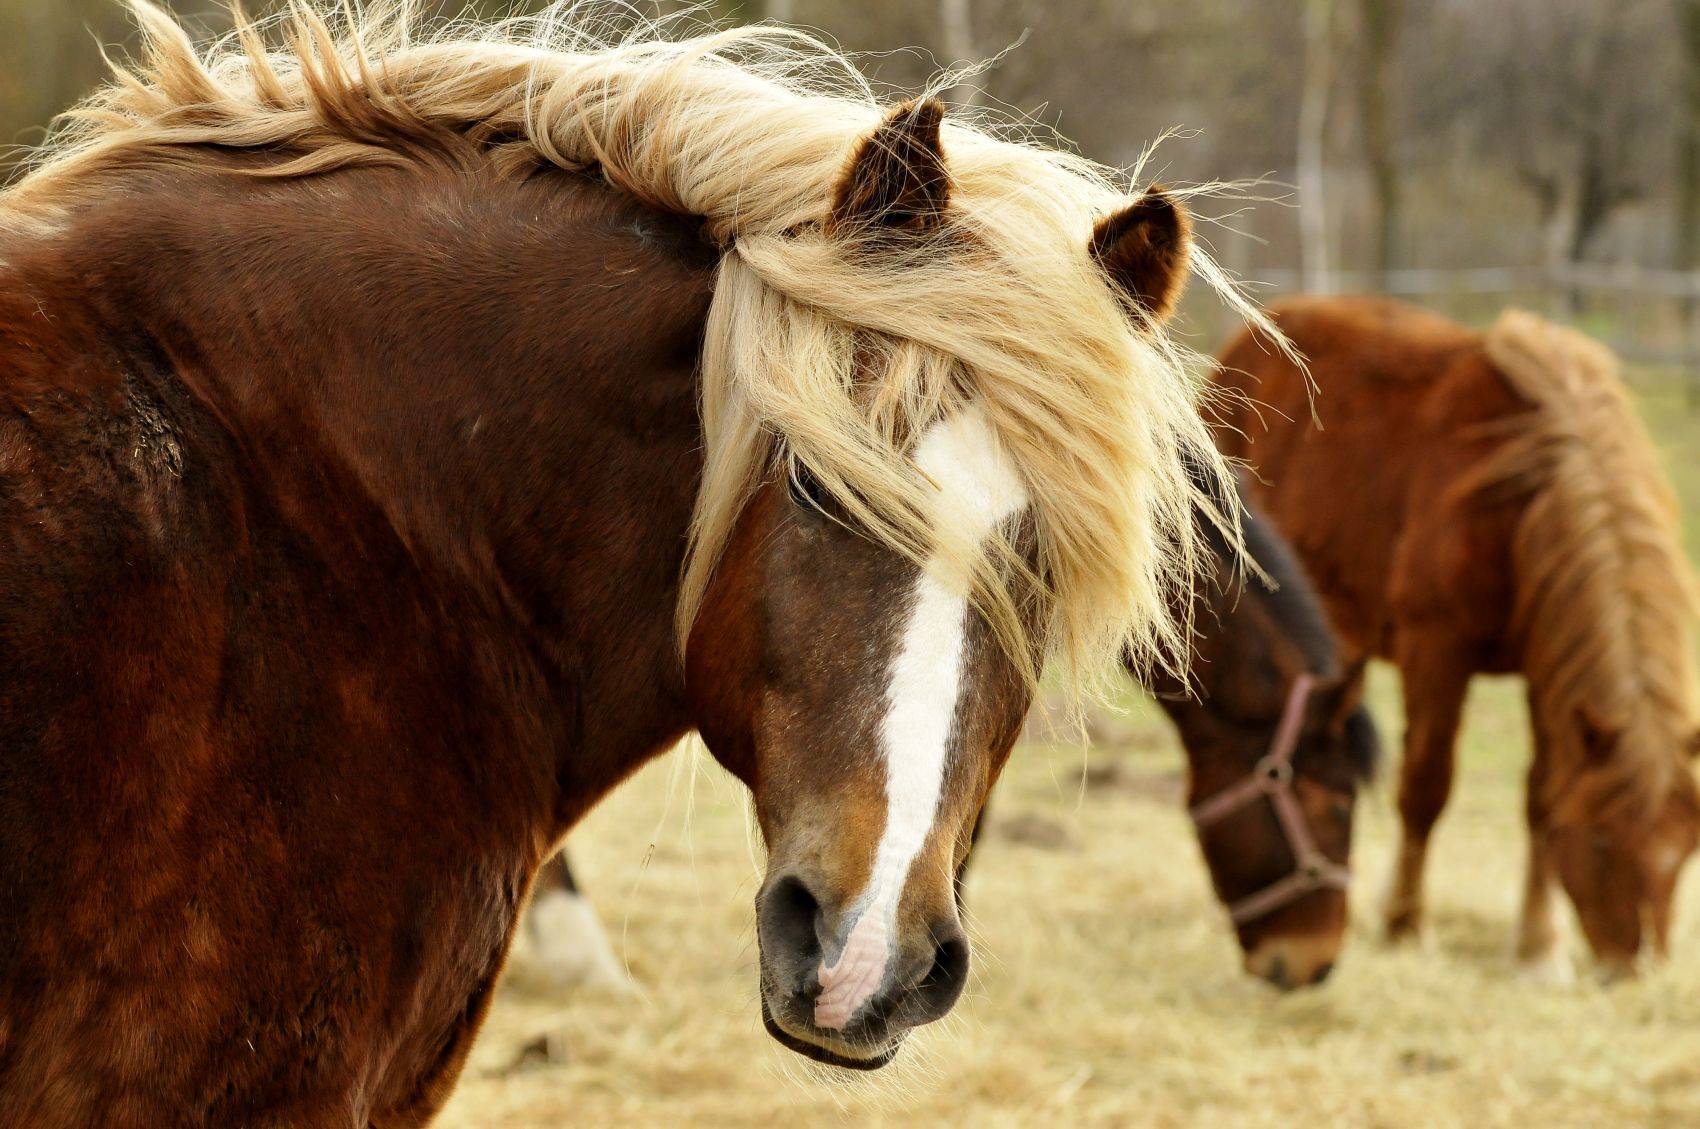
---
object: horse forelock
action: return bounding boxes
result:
[6,0,1262,697]
[1472,310,1699,821]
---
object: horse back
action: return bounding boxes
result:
[1214,295,1528,666]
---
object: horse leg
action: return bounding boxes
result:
[526,848,632,990]
[1516,753,1573,981]
[1384,640,1470,944]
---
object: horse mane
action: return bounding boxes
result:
[1222,486,1341,681]
[0,0,1275,692]
[1468,310,1698,822]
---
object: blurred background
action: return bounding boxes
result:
[7,0,1700,384]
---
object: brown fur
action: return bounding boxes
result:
[0,162,714,1125]
[1216,295,1700,974]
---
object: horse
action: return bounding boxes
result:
[0,2,1258,1122]
[529,479,1381,993]
[1147,473,1379,987]
[1216,295,1700,980]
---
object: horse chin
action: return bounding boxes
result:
[760,998,904,1071]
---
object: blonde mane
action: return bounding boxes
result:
[3,0,1265,690]
[1471,310,1698,821]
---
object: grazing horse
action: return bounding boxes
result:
[530,481,1381,992]
[1217,295,1700,979]
[0,3,1255,1122]
[1147,477,1378,988]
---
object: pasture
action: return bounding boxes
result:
[436,381,1700,1128]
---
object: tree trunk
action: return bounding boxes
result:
[1358,0,1403,287]
[1298,0,1335,293]
[939,0,979,106]
[1676,0,1700,404]
[1568,133,1616,266]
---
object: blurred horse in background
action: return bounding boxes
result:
[1149,475,1378,988]
[1217,296,1700,980]
[0,2,1252,1121]
[532,479,1381,993]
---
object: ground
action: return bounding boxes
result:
[435,382,1700,1129]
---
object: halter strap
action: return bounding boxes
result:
[1187,673,1352,926]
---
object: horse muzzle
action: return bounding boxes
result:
[754,869,970,1069]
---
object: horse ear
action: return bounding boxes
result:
[1091,186,1193,322]
[829,99,950,235]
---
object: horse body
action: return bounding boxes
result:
[1220,298,1518,671]
[0,162,709,1124]
[1217,295,1700,976]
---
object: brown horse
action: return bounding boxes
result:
[0,3,1252,1123]
[532,480,1381,992]
[1217,295,1700,979]
[1147,475,1378,988]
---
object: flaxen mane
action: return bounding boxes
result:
[1467,310,1698,820]
[2,1,1276,690]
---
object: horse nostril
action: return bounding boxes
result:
[757,874,824,978]
[1310,961,1335,986]
[904,925,970,1026]
[1265,954,1292,990]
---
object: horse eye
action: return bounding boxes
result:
[787,466,831,511]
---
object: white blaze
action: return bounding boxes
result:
[814,404,1028,1030]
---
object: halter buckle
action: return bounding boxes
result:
[1254,754,1293,788]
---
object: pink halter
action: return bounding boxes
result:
[1188,673,1352,925]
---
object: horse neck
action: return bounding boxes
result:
[25,160,718,822]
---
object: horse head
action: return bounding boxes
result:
[686,101,1198,1066]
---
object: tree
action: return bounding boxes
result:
[939,0,978,105]
[1676,0,1700,273]
[1423,0,1674,289]
[1355,0,1404,284]
[1297,0,1335,292]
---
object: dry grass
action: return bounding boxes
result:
[436,668,1700,1129]
[436,381,1700,1129]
